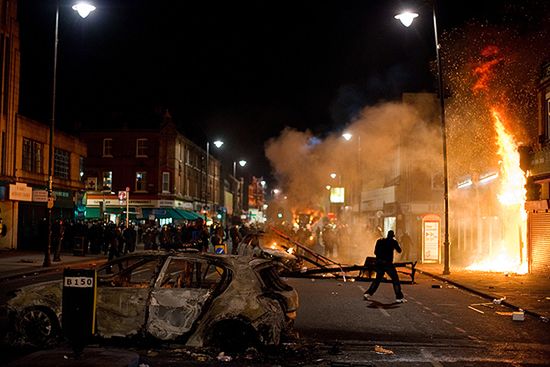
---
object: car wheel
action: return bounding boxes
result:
[18,307,60,347]
[210,319,258,352]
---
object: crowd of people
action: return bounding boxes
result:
[48,217,252,261]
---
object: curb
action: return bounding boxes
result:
[416,268,545,320]
[0,257,106,282]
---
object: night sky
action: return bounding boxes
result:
[17,0,547,183]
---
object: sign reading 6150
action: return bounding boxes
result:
[63,276,94,288]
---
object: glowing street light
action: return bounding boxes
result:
[396,2,451,275]
[44,1,96,267]
[72,2,96,18]
[205,139,224,218]
[233,159,247,214]
[394,11,418,27]
[342,132,362,214]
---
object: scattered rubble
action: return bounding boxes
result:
[512,310,525,321]
[374,345,394,355]
[217,352,233,362]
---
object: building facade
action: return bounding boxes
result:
[0,0,87,250]
[523,61,550,275]
[360,93,444,262]
[80,115,222,224]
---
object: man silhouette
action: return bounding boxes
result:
[363,230,406,303]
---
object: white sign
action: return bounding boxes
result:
[118,191,127,201]
[9,183,32,202]
[330,187,345,203]
[423,221,440,262]
[63,276,94,288]
[33,190,49,202]
[86,177,97,190]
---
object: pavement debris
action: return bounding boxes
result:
[374,345,394,355]
[512,310,525,321]
[217,352,232,362]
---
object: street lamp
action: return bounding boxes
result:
[205,140,224,220]
[233,160,247,215]
[396,2,451,275]
[342,132,362,216]
[44,1,96,267]
[233,159,247,178]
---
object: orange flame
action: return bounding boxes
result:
[472,45,503,94]
[466,110,527,274]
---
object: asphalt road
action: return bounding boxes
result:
[1,271,549,366]
[288,273,550,365]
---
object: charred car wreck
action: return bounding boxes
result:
[5,251,298,351]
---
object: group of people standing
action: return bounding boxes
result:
[48,216,252,263]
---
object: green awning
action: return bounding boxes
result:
[84,207,100,219]
[175,209,202,220]
[84,207,137,219]
[141,208,202,221]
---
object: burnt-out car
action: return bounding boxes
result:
[237,230,302,271]
[5,251,298,350]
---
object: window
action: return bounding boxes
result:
[22,138,42,173]
[136,138,148,157]
[158,258,224,289]
[162,172,170,193]
[103,138,113,157]
[136,171,147,191]
[54,148,70,179]
[103,171,113,190]
[97,258,158,288]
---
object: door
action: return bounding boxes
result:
[147,257,225,340]
[95,257,159,337]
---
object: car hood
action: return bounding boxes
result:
[7,280,63,313]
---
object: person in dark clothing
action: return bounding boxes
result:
[229,224,242,255]
[400,232,413,261]
[52,219,64,262]
[191,218,210,252]
[123,225,137,253]
[363,230,406,303]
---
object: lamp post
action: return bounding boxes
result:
[204,140,223,220]
[233,160,247,215]
[396,2,450,275]
[44,1,96,267]
[342,132,362,217]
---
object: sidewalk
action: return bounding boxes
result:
[0,249,107,281]
[1,249,549,320]
[416,263,550,320]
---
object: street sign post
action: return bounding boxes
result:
[62,268,97,356]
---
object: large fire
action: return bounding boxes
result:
[466,109,528,274]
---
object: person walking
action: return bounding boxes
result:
[363,230,406,303]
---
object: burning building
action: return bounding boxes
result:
[520,61,550,275]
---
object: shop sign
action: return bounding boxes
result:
[9,183,32,202]
[422,214,441,263]
[33,189,49,202]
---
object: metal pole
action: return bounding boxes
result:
[44,1,60,267]
[433,1,450,275]
[126,189,130,228]
[357,135,362,216]
[205,142,209,221]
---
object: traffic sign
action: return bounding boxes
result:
[118,191,127,201]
